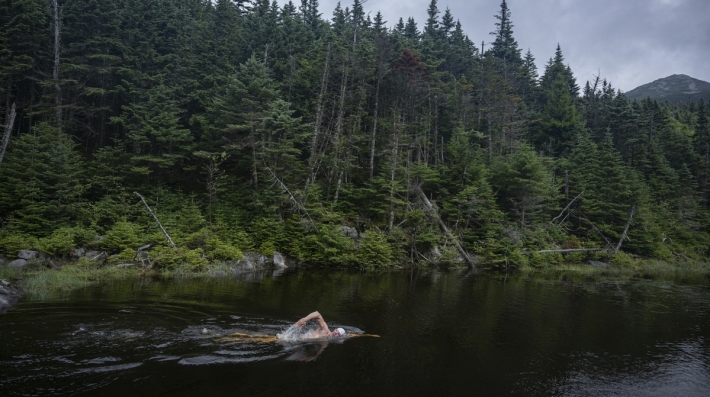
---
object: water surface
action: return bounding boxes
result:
[2,269,710,396]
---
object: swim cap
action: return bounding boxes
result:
[336,328,346,336]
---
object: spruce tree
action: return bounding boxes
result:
[0,123,86,235]
[532,75,580,154]
[489,0,522,66]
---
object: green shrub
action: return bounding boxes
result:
[529,251,545,268]
[0,233,39,256]
[547,252,564,265]
[259,240,277,257]
[208,241,242,261]
[102,221,143,253]
[152,246,208,271]
[357,229,393,270]
[115,248,137,263]
[38,228,75,256]
[184,228,242,261]
[439,245,463,265]
[69,226,97,247]
[507,248,528,267]
[612,251,635,267]
[565,252,584,263]
[297,225,356,265]
[250,217,286,250]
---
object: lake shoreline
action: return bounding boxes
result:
[2,257,709,303]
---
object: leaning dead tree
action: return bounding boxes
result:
[521,248,604,254]
[549,191,584,226]
[0,103,17,169]
[263,164,316,229]
[614,205,636,254]
[51,0,62,125]
[415,186,477,269]
[134,192,176,249]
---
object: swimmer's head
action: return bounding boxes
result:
[331,328,346,337]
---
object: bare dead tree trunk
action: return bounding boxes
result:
[433,95,439,165]
[0,103,17,169]
[251,133,258,187]
[264,165,315,228]
[334,60,348,145]
[615,205,636,254]
[705,143,709,200]
[369,76,380,179]
[487,115,492,163]
[139,254,165,277]
[388,111,399,231]
[564,169,569,216]
[306,44,331,187]
[522,248,604,254]
[333,120,356,206]
[416,186,477,269]
[328,59,349,201]
[550,190,583,225]
[51,0,62,126]
[134,192,176,249]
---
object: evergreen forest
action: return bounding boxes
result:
[2,0,710,271]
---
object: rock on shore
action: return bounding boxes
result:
[0,279,23,313]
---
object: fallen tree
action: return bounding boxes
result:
[415,186,477,269]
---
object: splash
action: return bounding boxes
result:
[276,324,319,341]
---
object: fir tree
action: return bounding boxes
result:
[489,0,522,66]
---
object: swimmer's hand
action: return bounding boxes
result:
[295,311,323,328]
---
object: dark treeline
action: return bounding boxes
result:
[1,0,709,269]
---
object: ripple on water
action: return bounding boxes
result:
[178,354,284,365]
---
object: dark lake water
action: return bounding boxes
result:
[2,269,710,396]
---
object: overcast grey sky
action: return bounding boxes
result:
[306,0,710,92]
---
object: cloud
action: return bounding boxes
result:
[282,0,710,91]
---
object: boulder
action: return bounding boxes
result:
[208,270,226,277]
[338,225,359,240]
[17,250,39,260]
[0,279,24,313]
[242,252,268,268]
[273,251,287,268]
[116,263,135,269]
[339,226,363,247]
[84,250,104,260]
[70,247,86,259]
[230,260,254,274]
[0,256,7,266]
[428,246,442,259]
[6,259,27,269]
[588,260,609,268]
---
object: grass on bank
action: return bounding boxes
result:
[3,256,710,301]
[0,261,252,300]
[518,258,710,282]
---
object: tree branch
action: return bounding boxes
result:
[416,185,477,269]
[134,192,176,248]
[550,191,583,225]
[614,205,636,254]
[0,103,17,169]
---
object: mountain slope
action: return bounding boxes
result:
[625,74,710,104]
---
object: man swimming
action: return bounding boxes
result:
[294,311,345,338]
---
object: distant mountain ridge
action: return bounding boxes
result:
[625,74,710,104]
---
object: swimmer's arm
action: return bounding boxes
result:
[296,311,329,332]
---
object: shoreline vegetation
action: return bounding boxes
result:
[2,254,709,301]
[2,0,710,295]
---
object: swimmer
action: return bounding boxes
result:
[294,311,345,338]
